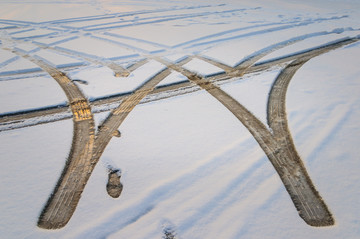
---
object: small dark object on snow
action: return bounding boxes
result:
[106,170,123,198]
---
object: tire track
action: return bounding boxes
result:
[1,33,358,229]
[266,58,334,226]
[32,41,131,77]
[1,38,358,132]
[264,39,359,225]
[151,37,358,226]
[156,56,322,226]
[2,47,97,229]
[38,67,170,229]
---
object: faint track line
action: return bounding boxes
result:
[40,4,222,26]
[1,17,355,80]
[82,9,251,32]
[187,15,349,49]
[33,41,131,77]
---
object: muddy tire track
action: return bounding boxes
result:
[153,37,358,226]
[3,47,97,229]
[39,67,170,228]
[158,56,330,226]
[264,38,358,225]
[267,59,334,226]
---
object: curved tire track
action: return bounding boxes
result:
[3,47,96,229]
[153,37,358,226]
[265,39,358,226]
[267,58,334,226]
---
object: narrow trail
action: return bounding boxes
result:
[1,13,354,79]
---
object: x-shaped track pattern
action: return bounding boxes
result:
[1,7,359,230]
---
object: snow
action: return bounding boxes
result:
[0,2,104,22]
[10,28,55,39]
[0,75,67,113]
[259,30,360,63]
[1,0,360,238]
[69,60,166,99]
[56,36,138,59]
[0,119,73,238]
[0,48,16,63]
[0,58,40,75]
[35,49,84,68]
[183,58,224,76]
[157,71,188,87]
[219,69,281,125]
[94,33,164,54]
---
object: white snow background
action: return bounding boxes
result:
[0,0,360,238]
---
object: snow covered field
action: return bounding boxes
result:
[1,0,360,238]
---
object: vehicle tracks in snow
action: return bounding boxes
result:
[152,37,358,227]
[2,44,172,229]
[2,47,97,229]
[0,7,359,231]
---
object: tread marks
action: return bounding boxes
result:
[3,47,97,229]
[267,57,333,226]
[152,41,357,226]
[71,99,92,121]
[1,24,359,229]
[0,43,351,132]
